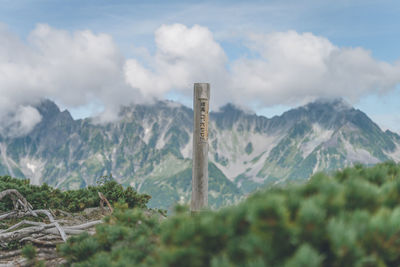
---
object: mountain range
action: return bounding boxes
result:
[1,98,399,209]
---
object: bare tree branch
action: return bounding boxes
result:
[0,188,104,265]
[0,189,37,217]
[98,192,113,214]
[34,210,67,242]
[0,220,49,234]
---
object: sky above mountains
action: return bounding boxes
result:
[0,0,400,134]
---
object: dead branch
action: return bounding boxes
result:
[0,249,22,260]
[20,237,63,246]
[0,189,37,217]
[36,234,61,241]
[0,225,47,246]
[0,220,102,243]
[44,228,84,236]
[0,188,110,267]
[65,220,102,230]
[0,188,104,266]
[34,209,67,242]
[98,192,113,213]
[0,189,27,210]
[0,247,60,262]
[0,220,48,234]
[0,211,17,220]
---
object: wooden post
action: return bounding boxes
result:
[191,83,210,212]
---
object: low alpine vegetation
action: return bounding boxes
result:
[60,162,400,266]
[0,174,152,264]
[0,175,151,213]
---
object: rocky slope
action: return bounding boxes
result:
[0,99,399,209]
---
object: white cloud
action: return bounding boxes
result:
[0,106,42,137]
[0,23,141,134]
[1,23,400,136]
[128,27,400,109]
[231,31,400,107]
[125,23,228,105]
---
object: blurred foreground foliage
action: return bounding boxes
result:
[59,162,400,266]
[0,174,151,212]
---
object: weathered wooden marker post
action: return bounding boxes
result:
[191,83,210,212]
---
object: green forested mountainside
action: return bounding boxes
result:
[60,162,400,266]
[0,99,399,210]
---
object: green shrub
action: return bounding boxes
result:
[59,162,400,266]
[22,244,36,260]
[0,175,150,212]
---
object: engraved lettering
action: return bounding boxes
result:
[199,99,209,142]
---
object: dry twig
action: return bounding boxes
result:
[98,192,113,213]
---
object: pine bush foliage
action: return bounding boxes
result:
[0,175,150,212]
[59,162,400,266]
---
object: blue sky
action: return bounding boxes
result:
[1,0,400,132]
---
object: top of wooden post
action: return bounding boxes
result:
[194,83,210,100]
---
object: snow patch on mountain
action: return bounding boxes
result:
[142,123,153,144]
[313,150,321,174]
[19,157,46,185]
[300,124,334,158]
[343,139,380,164]
[244,151,271,182]
[209,124,282,181]
[385,142,400,161]
[0,143,15,177]
[180,132,193,158]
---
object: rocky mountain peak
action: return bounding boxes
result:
[0,96,399,210]
[33,100,75,126]
[275,97,356,130]
[35,99,61,118]
[305,97,352,111]
[217,103,244,113]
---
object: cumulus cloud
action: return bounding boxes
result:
[125,24,229,104]
[230,31,400,107]
[0,23,140,135]
[1,23,400,136]
[0,106,42,137]
[126,27,400,109]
